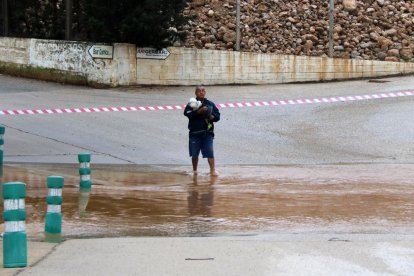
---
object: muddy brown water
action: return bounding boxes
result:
[1,163,414,240]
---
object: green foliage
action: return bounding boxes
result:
[1,0,66,39]
[80,0,190,47]
[1,0,190,47]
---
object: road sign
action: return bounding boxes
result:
[88,45,113,59]
[137,48,170,60]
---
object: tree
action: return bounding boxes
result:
[1,0,65,39]
[80,0,190,47]
[1,0,191,47]
[3,0,33,37]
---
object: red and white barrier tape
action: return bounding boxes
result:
[1,90,413,116]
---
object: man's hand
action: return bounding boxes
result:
[197,106,208,114]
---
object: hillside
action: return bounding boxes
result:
[180,0,414,62]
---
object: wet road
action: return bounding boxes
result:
[1,74,414,241]
[2,163,413,240]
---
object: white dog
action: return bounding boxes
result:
[188,97,202,110]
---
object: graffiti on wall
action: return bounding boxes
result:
[30,40,108,73]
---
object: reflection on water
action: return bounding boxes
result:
[1,163,414,240]
[44,233,62,243]
[186,175,216,236]
[188,175,215,217]
[78,188,91,218]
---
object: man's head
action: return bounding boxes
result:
[195,85,206,101]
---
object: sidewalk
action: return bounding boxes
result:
[2,235,414,275]
[0,241,56,276]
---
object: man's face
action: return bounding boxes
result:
[195,87,206,100]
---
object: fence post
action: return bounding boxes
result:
[44,176,64,243]
[2,182,27,268]
[2,0,8,36]
[65,0,73,40]
[329,0,334,58]
[235,0,240,51]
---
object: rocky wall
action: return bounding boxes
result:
[183,0,414,62]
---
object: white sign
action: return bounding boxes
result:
[137,48,170,60]
[88,45,113,59]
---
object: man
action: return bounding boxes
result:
[184,86,220,176]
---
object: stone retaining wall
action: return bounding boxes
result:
[184,0,414,62]
[1,37,414,87]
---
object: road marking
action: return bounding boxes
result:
[1,90,413,116]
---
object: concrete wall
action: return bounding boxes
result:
[28,40,137,86]
[0,37,30,64]
[1,37,414,87]
[137,47,414,85]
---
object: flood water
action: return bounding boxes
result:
[1,163,414,240]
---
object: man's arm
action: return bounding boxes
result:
[184,105,206,119]
[210,104,220,122]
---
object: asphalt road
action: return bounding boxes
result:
[1,74,414,275]
[1,74,414,166]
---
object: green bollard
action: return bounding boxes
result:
[78,153,92,190]
[2,182,27,268]
[78,153,91,164]
[79,168,92,189]
[0,125,5,165]
[44,176,64,243]
[78,154,91,215]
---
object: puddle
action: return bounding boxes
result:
[1,164,414,240]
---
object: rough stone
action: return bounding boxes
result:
[190,0,206,8]
[205,43,216,49]
[182,0,414,62]
[384,56,400,62]
[384,29,397,36]
[343,0,357,12]
[387,49,400,57]
[377,52,387,60]
[400,47,413,60]
[223,31,237,43]
[377,36,392,46]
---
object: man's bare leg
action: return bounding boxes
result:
[208,158,217,176]
[192,157,198,174]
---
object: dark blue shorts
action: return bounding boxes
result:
[189,133,214,158]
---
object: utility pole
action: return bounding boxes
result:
[328,0,334,58]
[65,0,73,40]
[2,0,8,36]
[236,0,240,51]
